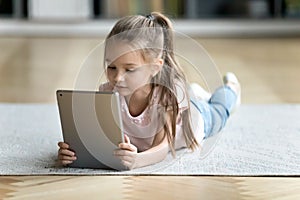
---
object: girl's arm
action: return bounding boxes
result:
[114,111,172,170]
[114,129,169,170]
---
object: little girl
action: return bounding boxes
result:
[57,12,240,170]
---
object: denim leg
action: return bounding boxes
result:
[190,86,237,139]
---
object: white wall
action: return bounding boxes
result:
[28,0,92,20]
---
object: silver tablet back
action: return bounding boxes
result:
[57,90,126,170]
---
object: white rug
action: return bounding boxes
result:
[0,103,299,176]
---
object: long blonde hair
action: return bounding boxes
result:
[105,12,199,155]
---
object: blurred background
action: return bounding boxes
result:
[0,0,300,103]
[2,0,300,20]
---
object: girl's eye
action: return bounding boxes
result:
[107,66,116,70]
[126,69,136,72]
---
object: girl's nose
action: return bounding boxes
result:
[114,71,125,82]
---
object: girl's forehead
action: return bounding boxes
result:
[106,42,135,59]
[105,42,145,62]
[105,49,144,64]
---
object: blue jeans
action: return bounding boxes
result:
[190,86,237,139]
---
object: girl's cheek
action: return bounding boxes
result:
[106,74,114,82]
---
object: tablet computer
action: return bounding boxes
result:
[56,90,126,170]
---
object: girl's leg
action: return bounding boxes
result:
[189,83,211,101]
[190,72,240,139]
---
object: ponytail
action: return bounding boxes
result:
[149,12,200,154]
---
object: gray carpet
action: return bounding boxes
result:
[0,103,299,176]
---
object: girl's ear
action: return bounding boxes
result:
[152,58,164,77]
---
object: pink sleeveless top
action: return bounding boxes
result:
[99,82,202,152]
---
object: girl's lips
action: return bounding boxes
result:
[114,85,128,92]
[115,85,127,89]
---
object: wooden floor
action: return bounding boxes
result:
[1,176,300,200]
[0,37,300,199]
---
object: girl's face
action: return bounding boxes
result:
[105,49,159,97]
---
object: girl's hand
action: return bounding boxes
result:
[57,142,77,166]
[114,135,139,170]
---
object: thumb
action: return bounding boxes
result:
[124,134,131,144]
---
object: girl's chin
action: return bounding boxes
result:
[114,87,131,96]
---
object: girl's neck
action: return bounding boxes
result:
[125,85,152,117]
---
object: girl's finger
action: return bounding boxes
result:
[121,160,133,170]
[124,134,130,144]
[118,143,136,152]
[115,154,133,162]
[58,142,69,149]
[58,149,75,157]
[114,149,136,157]
[114,149,128,156]
[58,155,77,161]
